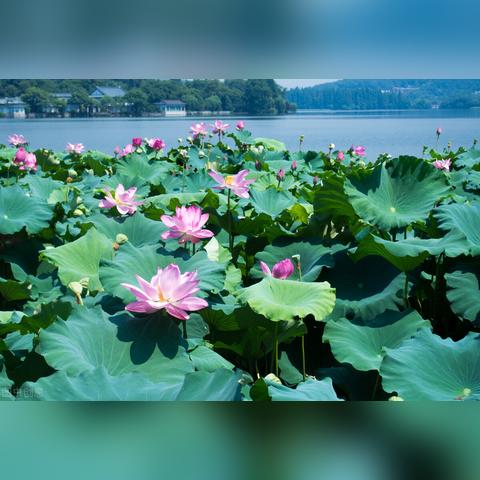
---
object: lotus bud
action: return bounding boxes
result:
[436,127,442,136]
[115,233,128,245]
[265,373,282,385]
[336,151,345,162]
[291,160,297,171]
[329,143,335,151]
[198,150,206,158]
[178,137,183,143]
[73,208,84,216]
[255,160,262,170]
[276,169,285,181]
[299,135,304,143]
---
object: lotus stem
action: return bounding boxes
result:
[403,273,409,308]
[227,189,233,254]
[301,335,306,382]
[182,320,188,340]
[192,243,196,256]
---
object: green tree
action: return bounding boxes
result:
[124,88,149,116]
[204,95,222,112]
[21,87,50,114]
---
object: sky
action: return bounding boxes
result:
[275,79,338,89]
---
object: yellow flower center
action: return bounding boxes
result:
[225,175,235,186]
[157,287,168,303]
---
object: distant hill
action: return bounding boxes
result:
[286,79,480,110]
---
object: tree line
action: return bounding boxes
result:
[286,79,480,110]
[0,79,295,116]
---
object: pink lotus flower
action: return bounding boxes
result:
[14,148,37,171]
[190,123,208,138]
[13,147,27,164]
[236,120,245,131]
[147,138,166,151]
[66,143,85,155]
[211,120,229,135]
[433,158,451,172]
[99,184,143,215]
[208,169,255,198]
[121,264,208,320]
[114,146,122,155]
[8,134,27,147]
[336,151,345,162]
[260,259,294,280]
[161,205,214,244]
[277,168,285,181]
[313,175,318,186]
[115,144,135,158]
[132,137,143,147]
[353,146,366,157]
[436,127,443,136]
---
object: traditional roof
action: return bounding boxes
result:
[0,97,25,105]
[90,86,126,98]
[155,100,186,105]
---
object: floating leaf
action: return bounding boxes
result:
[323,310,431,371]
[237,277,335,322]
[42,228,114,291]
[267,377,342,401]
[380,328,480,400]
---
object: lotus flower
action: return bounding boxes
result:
[121,264,208,320]
[208,169,254,198]
[436,127,443,136]
[313,175,318,186]
[291,160,298,171]
[147,138,166,151]
[260,259,294,280]
[8,134,27,147]
[190,123,208,138]
[161,205,214,244]
[353,146,366,157]
[336,151,345,162]
[433,158,451,172]
[277,168,285,181]
[236,120,245,131]
[14,148,37,171]
[211,120,229,135]
[132,137,143,147]
[66,143,85,154]
[99,184,143,214]
[116,144,135,158]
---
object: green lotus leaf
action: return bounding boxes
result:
[380,328,480,400]
[279,352,304,385]
[435,203,480,255]
[267,377,342,401]
[176,369,241,401]
[20,176,64,203]
[0,365,14,401]
[18,367,184,401]
[321,252,406,320]
[446,270,480,323]
[42,228,114,291]
[39,305,193,383]
[249,188,295,218]
[323,310,431,371]
[100,243,225,303]
[352,233,468,271]
[236,276,336,322]
[189,344,234,372]
[116,154,170,185]
[146,192,208,209]
[0,185,52,234]
[456,148,480,169]
[254,137,286,151]
[83,213,166,247]
[252,241,345,282]
[314,173,357,221]
[0,279,30,301]
[344,158,450,230]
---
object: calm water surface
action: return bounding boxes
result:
[1,110,479,159]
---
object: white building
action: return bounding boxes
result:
[0,97,26,118]
[155,100,186,116]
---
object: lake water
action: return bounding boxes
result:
[1,110,479,159]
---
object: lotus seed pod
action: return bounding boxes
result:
[73,208,84,216]
[115,233,128,245]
